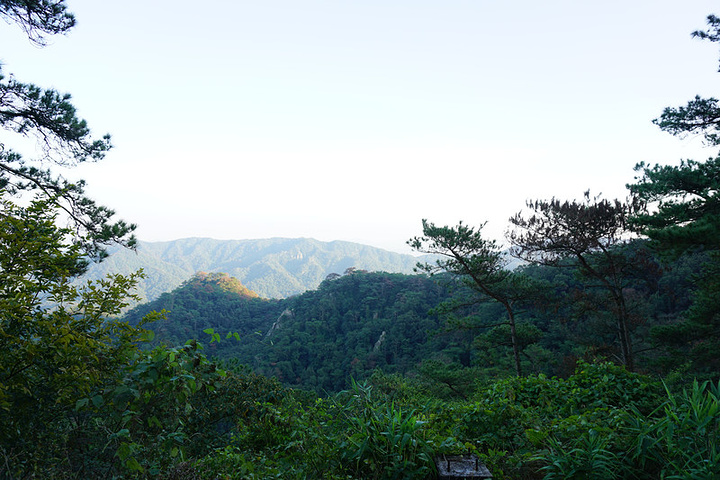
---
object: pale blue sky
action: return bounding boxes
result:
[1,1,719,253]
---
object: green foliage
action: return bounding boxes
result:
[627,14,720,380]
[509,193,635,266]
[0,196,148,477]
[330,380,436,479]
[129,270,453,393]
[653,95,720,145]
[628,158,720,376]
[538,430,619,480]
[437,362,661,479]
[623,380,720,479]
[534,378,720,480]
[0,7,716,478]
[509,193,647,371]
[262,271,450,392]
[189,362,715,480]
[1,1,141,470]
[409,219,538,376]
[186,271,259,298]
[417,359,482,400]
[88,341,227,475]
[649,254,720,377]
[123,242,705,392]
[197,379,439,480]
[0,196,235,478]
[1,0,134,261]
[630,157,720,254]
[124,271,284,356]
[651,14,720,141]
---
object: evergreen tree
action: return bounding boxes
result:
[0,0,134,260]
[628,14,720,377]
[652,15,720,145]
[409,219,530,376]
[508,193,646,371]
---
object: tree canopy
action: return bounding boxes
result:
[629,158,720,253]
[509,193,648,371]
[622,14,720,377]
[409,219,528,376]
[652,15,720,144]
[0,0,134,260]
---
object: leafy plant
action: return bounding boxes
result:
[0,195,148,478]
[624,380,720,479]
[332,380,435,479]
[538,430,619,480]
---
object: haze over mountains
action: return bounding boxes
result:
[83,237,432,301]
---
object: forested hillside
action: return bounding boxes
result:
[81,237,433,301]
[124,270,453,392]
[126,240,707,395]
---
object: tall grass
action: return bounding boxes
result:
[624,380,720,479]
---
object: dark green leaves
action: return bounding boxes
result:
[0,196,149,476]
[0,69,112,163]
[629,157,720,253]
[653,96,720,145]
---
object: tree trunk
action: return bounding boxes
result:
[504,302,522,377]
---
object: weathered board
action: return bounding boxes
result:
[435,454,493,479]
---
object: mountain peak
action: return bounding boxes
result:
[183,272,259,299]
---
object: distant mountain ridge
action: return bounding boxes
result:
[82,237,431,301]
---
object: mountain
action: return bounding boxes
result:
[123,270,460,393]
[82,237,431,301]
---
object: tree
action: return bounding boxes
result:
[0,3,154,475]
[1,0,134,260]
[627,14,720,377]
[508,193,648,371]
[0,194,241,477]
[652,15,720,145]
[0,0,75,44]
[629,158,720,253]
[409,219,529,376]
[0,195,150,476]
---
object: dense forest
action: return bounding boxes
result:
[2,2,720,479]
[125,245,705,396]
[125,270,454,393]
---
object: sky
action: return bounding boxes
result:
[1,1,719,254]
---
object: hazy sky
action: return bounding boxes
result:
[2,1,719,254]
